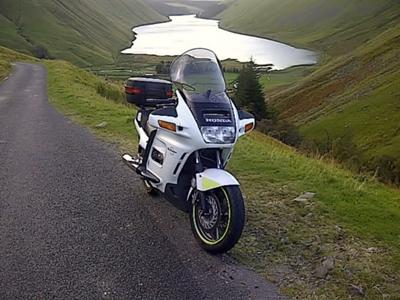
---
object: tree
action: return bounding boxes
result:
[156,61,171,74]
[373,156,400,185]
[32,45,52,59]
[235,60,267,120]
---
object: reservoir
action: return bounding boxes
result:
[123,15,317,70]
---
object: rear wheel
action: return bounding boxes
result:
[190,186,245,253]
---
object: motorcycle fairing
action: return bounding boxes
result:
[141,91,237,193]
[182,91,236,129]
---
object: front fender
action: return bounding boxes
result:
[196,169,239,192]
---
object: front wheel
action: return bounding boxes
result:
[190,186,245,253]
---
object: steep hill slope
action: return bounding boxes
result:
[0,0,166,66]
[219,0,400,179]
[144,0,226,19]
[270,23,400,168]
[219,0,400,56]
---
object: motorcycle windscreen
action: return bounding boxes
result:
[170,48,235,128]
[170,48,226,95]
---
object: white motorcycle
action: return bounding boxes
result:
[123,48,255,253]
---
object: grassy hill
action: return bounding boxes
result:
[1,46,400,298]
[219,0,400,57]
[0,0,167,66]
[219,0,400,182]
[270,24,400,169]
[0,45,37,80]
[144,0,226,19]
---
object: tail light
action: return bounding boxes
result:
[166,89,173,98]
[125,86,144,95]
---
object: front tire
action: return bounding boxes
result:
[190,186,245,253]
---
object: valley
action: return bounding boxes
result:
[0,0,400,298]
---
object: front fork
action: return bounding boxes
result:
[193,150,223,211]
[194,151,207,211]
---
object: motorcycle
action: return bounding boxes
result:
[123,48,255,253]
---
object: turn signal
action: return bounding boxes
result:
[245,122,254,133]
[158,120,177,132]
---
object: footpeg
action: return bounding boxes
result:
[122,154,141,170]
[122,154,160,184]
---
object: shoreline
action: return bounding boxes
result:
[118,17,173,55]
[215,23,322,62]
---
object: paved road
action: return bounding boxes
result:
[0,63,284,299]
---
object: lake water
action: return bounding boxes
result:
[122,15,317,70]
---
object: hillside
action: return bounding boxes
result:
[144,0,226,18]
[218,0,400,182]
[270,24,400,169]
[0,0,167,66]
[219,0,400,57]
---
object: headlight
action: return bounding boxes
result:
[201,126,236,144]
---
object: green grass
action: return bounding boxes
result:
[0,0,166,66]
[225,66,317,95]
[2,45,400,298]
[230,134,400,298]
[259,66,317,91]
[0,46,38,80]
[301,75,400,160]
[0,15,32,55]
[85,54,176,81]
[232,134,400,248]
[45,60,138,150]
[219,0,400,57]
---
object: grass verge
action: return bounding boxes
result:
[45,60,138,152]
[43,59,400,299]
[0,46,38,80]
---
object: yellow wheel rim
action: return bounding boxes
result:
[192,187,231,245]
